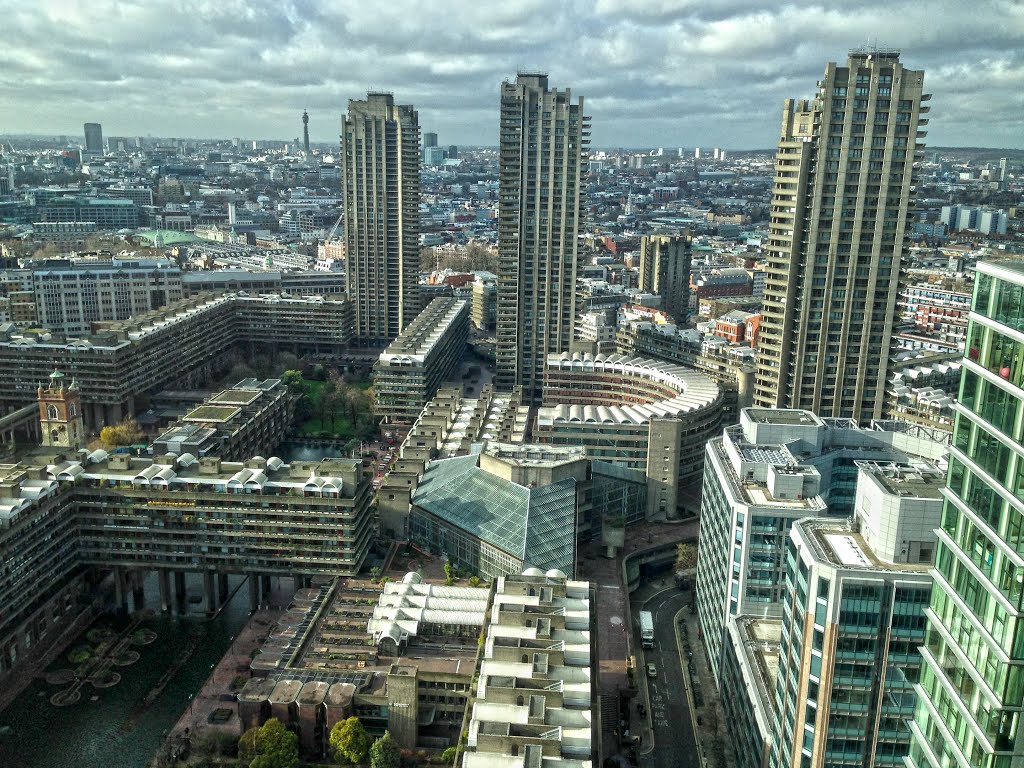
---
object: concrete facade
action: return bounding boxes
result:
[638,234,692,324]
[0,292,352,426]
[496,74,589,402]
[373,297,470,425]
[755,50,928,422]
[342,92,420,344]
[535,352,723,514]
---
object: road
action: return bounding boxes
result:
[639,587,700,768]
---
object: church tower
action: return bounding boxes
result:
[38,369,85,449]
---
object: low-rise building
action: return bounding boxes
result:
[152,377,293,461]
[536,352,723,518]
[0,446,373,683]
[237,569,596,763]
[0,292,352,425]
[471,277,496,332]
[31,257,182,336]
[410,444,584,580]
[463,571,594,767]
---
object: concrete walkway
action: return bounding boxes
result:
[152,577,298,766]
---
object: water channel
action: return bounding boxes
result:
[0,573,251,768]
[0,442,353,767]
[275,440,350,463]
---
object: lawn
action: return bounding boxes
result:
[294,377,374,439]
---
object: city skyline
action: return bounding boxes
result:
[0,0,1021,149]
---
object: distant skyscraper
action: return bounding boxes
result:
[638,234,692,323]
[0,165,13,196]
[447,145,458,160]
[83,122,103,153]
[341,92,420,343]
[422,132,438,148]
[754,49,929,422]
[907,260,1024,768]
[495,73,589,401]
[302,110,310,158]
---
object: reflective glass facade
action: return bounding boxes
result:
[908,262,1024,768]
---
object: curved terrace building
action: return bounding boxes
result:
[536,352,723,519]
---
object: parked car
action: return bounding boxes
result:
[646,663,657,678]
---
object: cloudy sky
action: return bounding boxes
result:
[1,0,1020,149]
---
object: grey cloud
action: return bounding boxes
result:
[0,0,1019,148]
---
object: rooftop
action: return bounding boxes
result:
[856,460,945,500]
[378,296,468,365]
[412,454,576,575]
[745,408,820,426]
[797,518,931,574]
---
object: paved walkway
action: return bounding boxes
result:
[677,605,736,768]
[151,577,298,766]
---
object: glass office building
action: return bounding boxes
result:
[908,260,1024,767]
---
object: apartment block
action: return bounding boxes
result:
[342,93,420,343]
[373,297,470,425]
[770,461,942,767]
[152,378,293,461]
[695,407,947,689]
[755,49,929,422]
[0,451,373,680]
[496,74,589,401]
[463,572,594,767]
[638,234,692,324]
[0,292,352,425]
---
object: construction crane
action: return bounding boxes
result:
[324,212,343,244]
[320,213,345,263]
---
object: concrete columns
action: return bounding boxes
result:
[204,572,216,616]
[113,567,128,615]
[131,570,146,612]
[174,571,187,605]
[218,573,230,603]
[158,569,171,612]
[249,574,260,612]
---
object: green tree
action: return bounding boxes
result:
[370,732,401,768]
[675,541,698,572]
[330,717,372,765]
[441,745,461,765]
[238,717,299,768]
[238,726,260,764]
[99,417,145,448]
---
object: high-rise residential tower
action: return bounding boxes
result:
[83,122,103,154]
[754,49,929,422]
[907,259,1024,768]
[638,233,692,324]
[341,92,420,344]
[495,73,589,401]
